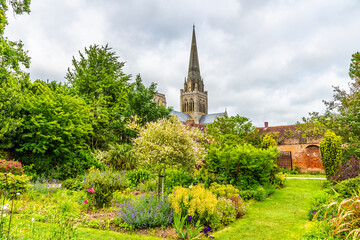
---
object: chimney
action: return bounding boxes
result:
[264,122,269,128]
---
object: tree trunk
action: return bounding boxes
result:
[157,169,161,200]
[161,164,165,201]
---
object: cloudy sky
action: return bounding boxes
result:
[5,0,360,127]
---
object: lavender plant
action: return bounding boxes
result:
[117,194,173,229]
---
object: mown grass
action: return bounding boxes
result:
[10,218,165,240]
[214,179,324,240]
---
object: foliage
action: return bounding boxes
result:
[330,156,360,182]
[260,134,277,149]
[274,172,287,188]
[320,130,343,179]
[0,0,31,149]
[118,194,173,229]
[62,176,84,191]
[126,169,154,188]
[208,182,245,218]
[96,143,135,171]
[125,75,171,126]
[169,184,217,224]
[204,143,279,189]
[164,168,196,194]
[331,195,360,239]
[83,168,129,208]
[0,160,23,175]
[0,172,31,193]
[322,52,360,157]
[295,112,326,139]
[210,197,236,228]
[307,192,336,221]
[209,182,239,198]
[332,177,360,199]
[173,214,204,240]
[302,220,341,240]
[66,44,131,148]
[206,114,260,146]
[133,117,206,197]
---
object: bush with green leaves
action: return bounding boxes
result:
[62,176,84,191]
[83,167,129,208]
[261,134,277,149]
[96,143,136,171]
[0,172,31,193]
[126,169,154,188]
[204,143,279,190]
[118,194,173,229]
[164,168,196,193]
[210,197,237,228]
[320,130,343,179]
[331,177,360,199]
[308,192,336,221]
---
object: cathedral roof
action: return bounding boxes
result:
[170,110,191,122]
[199,112,227,124]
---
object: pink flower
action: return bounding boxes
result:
[87,188,95,193]
[84,200,88,204]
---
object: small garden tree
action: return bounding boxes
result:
[320,130,343,179]
[132,117,206,199]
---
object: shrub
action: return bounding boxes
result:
[274,172,286,188]
[332,177,360,199]
[164,168,195,193]
[212,197,236,227]
[126,169,154,188]
[0,172,31,193]
[169,184,217,224]
[261,134,277,149]
[83,168,129,208]
[308,192,336,221]
[320,130,343,179]
[62,176,84,191]
[331,195,360,239]
[137,179,157,193]
[118,194,173,229]
[96,143,136,171]
[209,182,246,218]
[0,160,23,175]
[330,156,360,182]
[209,182,239,198]
[205,143,279,190]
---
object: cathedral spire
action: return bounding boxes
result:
[188,25,200,76]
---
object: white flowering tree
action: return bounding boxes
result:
[133,117,206,198]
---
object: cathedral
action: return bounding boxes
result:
[171,26,226,124]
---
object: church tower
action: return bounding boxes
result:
[180,25,208,123]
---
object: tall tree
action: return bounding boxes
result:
[0,0,31,150]
[66,44,131,148]
[125,74,172,126]
[323,52,360,157]
[206,114,260,146]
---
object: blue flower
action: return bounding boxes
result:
[187,215,193,222]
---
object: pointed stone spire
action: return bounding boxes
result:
[188,25,200,78]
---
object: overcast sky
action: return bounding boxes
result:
[5,0,360,127]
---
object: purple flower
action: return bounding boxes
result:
[209,237,215,239]
[187,215,193,222]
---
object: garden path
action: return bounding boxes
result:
[213,178,325,240]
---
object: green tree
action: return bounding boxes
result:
[0,0,31,150]
[206,114,259,146]
[320,130,343,179]
[261,134,277,149]
[323,52,360,157]
[132,117,206,198]
[14,80,98,179]
[66,44,131,148]
[125,74,172,126]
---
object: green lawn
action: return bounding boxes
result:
[213,179,325,240]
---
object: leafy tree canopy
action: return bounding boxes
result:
[125,74,172,126]
[206,114,260,147]
[65,44,131,148]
